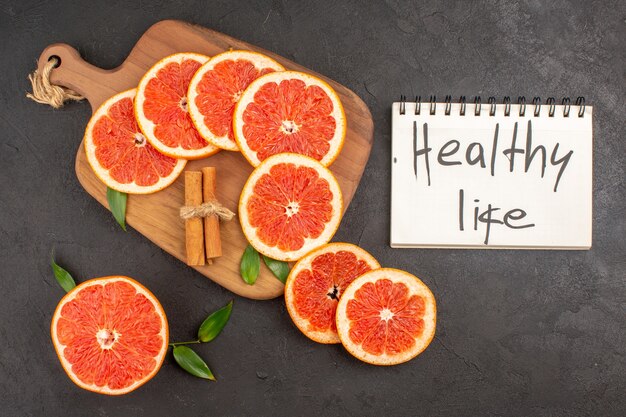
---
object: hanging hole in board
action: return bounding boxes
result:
[547,97,555,117]
[518,96,526,116]
[562,97,571,117]
[429,95,436,115]
[575,96,585,117]
[474,96,481,116]
[503,96,511,116]
[48,55,61,68]
[488,97,496,116]
[459,96,466,116]
[399,95,406,115]
[533,97,541,117]
[415,96,421,115]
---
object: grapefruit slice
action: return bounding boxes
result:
[239,153,343,261]
[50,276,168,395]
[188,50,285,151]
[336,268,436,366]
[84,89,186,194]
[135,53,219,159]
[285,243,380,344]
[233,71,346,167]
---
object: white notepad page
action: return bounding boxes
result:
[390,102,592,249]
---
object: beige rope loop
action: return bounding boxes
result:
[26,57,84,109]
[180,200,235,221]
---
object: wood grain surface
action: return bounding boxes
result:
[35,20,374,299]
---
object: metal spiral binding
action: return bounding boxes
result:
[562,97,571,117]
[488,97,496,116]
[474,96,481,116]
[518,96,526,116]
[547,97,556,117]
[533,97,541,116]
[397,95,586,117]
[575,97,585,117]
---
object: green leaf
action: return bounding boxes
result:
[106,187,127,231]
[50,252,76,293]
[198,300,233,343]
[172,345,215,381]
[262,256,290,283]
[240,244,260,285]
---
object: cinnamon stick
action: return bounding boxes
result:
[202,167,222,264]
[184,171,205,266]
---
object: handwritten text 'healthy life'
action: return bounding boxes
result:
[413,120,574,244]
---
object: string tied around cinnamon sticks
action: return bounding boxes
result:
[184,168,232,266]
[26,57,84,109]
[179,201,235,221]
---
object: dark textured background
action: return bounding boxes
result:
[1,1,625,416]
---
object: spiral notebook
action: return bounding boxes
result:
[390,96,593,249]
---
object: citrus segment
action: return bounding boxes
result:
[233,71,346,167]
[188,50,285,151]
[335,268,436,365]
[135,53,219,159]
[285,243,380,344]
[50,276,168,395]
[239,153,343,261]
[84,89,186,194]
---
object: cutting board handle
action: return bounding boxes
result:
[36,43,137,112]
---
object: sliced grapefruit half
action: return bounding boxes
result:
[135,52,219,159]
[84,89,186,194]
[285,243,380,344]
[336,268,436,366]
[188,50,285,151]
[239,153,343,261]
[50,276,169,395]
[233,71,346,167]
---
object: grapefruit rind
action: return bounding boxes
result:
[187,50,285,151]
[84,89,187,194]
[284,243,380,344]
[50,276,169,395]
[335,268,436,366]
[239,153,343,262]
[233,71,346,167]
[134,52,220,160]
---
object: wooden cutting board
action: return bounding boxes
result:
[36,20,374,300]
